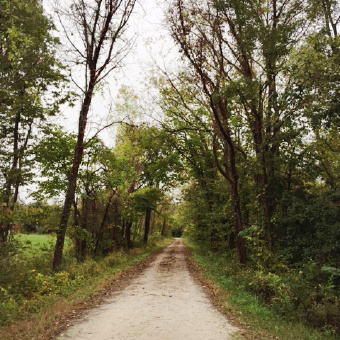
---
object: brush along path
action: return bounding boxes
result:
[57,239,239,340]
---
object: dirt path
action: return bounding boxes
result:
[57,239,239,339]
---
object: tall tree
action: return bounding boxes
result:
[167,0,310,259]
[53,0,136,269]
[156,72,230,249]
[0,0,65,241]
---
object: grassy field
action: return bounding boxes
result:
[14,233,70,256]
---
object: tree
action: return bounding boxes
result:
[53,0,136,269]
[74,138,135,259]
[166,0,316,260]
[271,0,340,267]
[115,123,182,244]
[33,127,77,200]
[137,126,182,243]
[34,125,136,258]
[0,0,65,242]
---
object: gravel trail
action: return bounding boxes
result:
[58,239,239,340]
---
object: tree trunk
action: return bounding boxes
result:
[53,86,94,270]
[0,223,9,243]
[143,207,152,244]
[161,217,166,237]
[125,220,133,249]
[95,193,114,253]
[1,108,21,243]
[150,211,157,235]
[79,197,90,261]
[213,131,247,264]
[230,146,247,264]
[74,206,81,262]
[52,0,136,269]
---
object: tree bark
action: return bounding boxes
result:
[150,211,156,235]
[95,192,114,253]
[143,207,152,244]
[161,217,166,237]
[1,106,22,242]
[53,85,94,269]
[125,220,133,249]
[73,199,81,259]
[172,2,247,263]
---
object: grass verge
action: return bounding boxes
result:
[184,238,338,340]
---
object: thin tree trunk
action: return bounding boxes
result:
[95,192,114,253]
[52,0,136,269]
[53,86,94,270]
[125,221,133,249]
[1,108,21,242]
[150,210,156,235]
[79,196,90,261]
[161,217,166,237]
[13,119,33,204]
[213,134,247,264]
[73,200,81,259]
[143,207,152,244]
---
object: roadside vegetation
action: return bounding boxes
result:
[185,238,339,340]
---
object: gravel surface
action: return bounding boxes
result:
[57,239,239,340]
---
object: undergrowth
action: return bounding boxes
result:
[184,238,339,340]
[0,234,169,326]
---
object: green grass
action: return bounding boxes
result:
[14,233,70,257]
[184,238,338,340]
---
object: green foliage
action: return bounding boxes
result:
[186,238,339,338]
[0,0,67,206]
[0,0,338,334]
[162,3,339,334]
[275,189,340,265]
[0,204,13,229]
[131,187,164,212]
[33,127,76,199]
[14,204,62,234]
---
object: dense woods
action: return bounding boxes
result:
[0,0,339,337]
